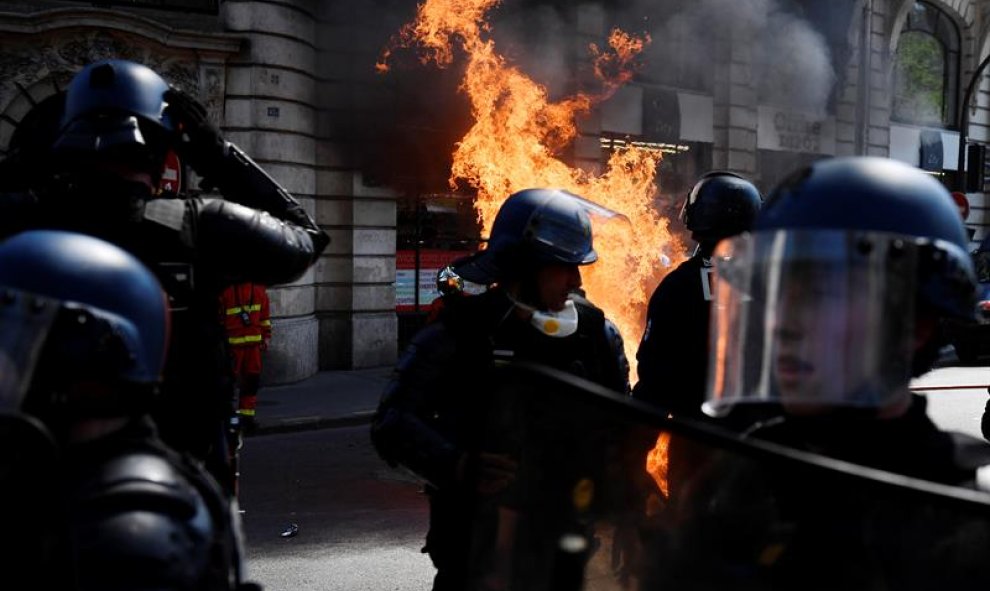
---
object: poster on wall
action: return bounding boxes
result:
[396,249,473,312]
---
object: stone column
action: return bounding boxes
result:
[865,1,891,158]
[314,4,397,369]
[712,29,758,178]
[222,0,322,383]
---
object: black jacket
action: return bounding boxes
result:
[633,254,711,416]
[371,288,629,490]
[0,150,329,476]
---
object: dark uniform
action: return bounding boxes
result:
[373,288,627,589]
[747,395,984,484]
[371,188,628,591]
[0,60,328,489]
[0,230,252,590]
[633,171,761,420]
[634,255,712,416]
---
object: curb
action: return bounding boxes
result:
[247,410,376,437]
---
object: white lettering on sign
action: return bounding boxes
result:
[758,106,835,155]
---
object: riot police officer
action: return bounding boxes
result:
[633,171,761,419]
[0,59,329,490]
[704,156,990,484]
[0,230,251,590]
[371,188,629,590]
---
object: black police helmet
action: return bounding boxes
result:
[757,156,976,320]
[54,60,173,174]
[454,188,596,284]
[0,230,169,389]
[681,171,762,243]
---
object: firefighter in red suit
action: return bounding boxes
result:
[221,282,271,432]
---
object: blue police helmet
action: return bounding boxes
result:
[757,156,976,320]
[0,230,169,386]
[54,60,173,169]
[454,188,597,284]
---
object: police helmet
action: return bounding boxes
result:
[704,157,977,417]
[453,188,598,284]
[755,156,975,320]
[681,171,762,243]
[53,60,174,175]
[0,230,168,413]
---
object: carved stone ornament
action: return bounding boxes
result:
[0,29,215,127]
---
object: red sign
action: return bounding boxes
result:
[951,191,970,221]
[158,150,182,195]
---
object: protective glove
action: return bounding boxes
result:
[164,87,226,178]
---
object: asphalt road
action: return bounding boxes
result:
[238,426,434,591]
[913,363,989,439]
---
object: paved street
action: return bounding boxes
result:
[239,426,434,591]
[913,364,990,439]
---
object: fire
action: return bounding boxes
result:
[646,431,672,498]
[381,0,686,381]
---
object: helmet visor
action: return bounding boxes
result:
[528,194,624,265]
[0,291,59,411]
[704,230,918,417]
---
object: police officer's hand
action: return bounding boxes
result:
[164,87,225,176]
[458,452,518,496]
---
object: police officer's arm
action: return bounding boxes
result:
[143,197,320,285]
[370,323,465,489]
[163,87,330,255]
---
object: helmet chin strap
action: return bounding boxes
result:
[505,292,580,338]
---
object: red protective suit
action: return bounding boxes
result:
[220,283,271,421]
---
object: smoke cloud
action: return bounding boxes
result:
[620,0,839,116]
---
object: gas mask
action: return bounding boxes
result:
[509,295,580,338]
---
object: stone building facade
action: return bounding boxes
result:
[1,0,989,383]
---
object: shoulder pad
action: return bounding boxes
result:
[70,451,217,589]
[74,452,203,519]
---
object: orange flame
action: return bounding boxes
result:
[645,431,671,498]
[382,0,685,382]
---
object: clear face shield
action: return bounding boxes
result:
[704,230,919,417]
[0,291,59,412]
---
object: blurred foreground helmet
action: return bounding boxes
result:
[53,60,173,175]
[0,230,169,415]
[453,188,622,284]
[680,171,762,243]
[704,157,977,417]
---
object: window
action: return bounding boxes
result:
[892,2,960,127]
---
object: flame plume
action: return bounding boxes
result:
[646,431,672,498]
[381,0,685,382]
